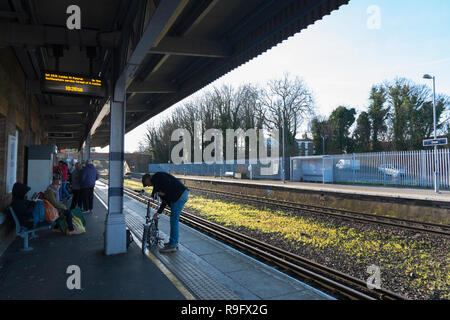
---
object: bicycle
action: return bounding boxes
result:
[141,192,164,254]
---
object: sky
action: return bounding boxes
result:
[98,0,450,153]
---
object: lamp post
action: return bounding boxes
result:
[423,74,439,193]
[281,113,286,184]
[320,134,328,184]
[214,138,217,178]
[321,134,328,155]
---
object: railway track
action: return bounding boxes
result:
[186,185,450,237]
[126,176,450,236]
[99,178,405,300]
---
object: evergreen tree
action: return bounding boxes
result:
[353,111,371,152]
[328,106,356,154]
[368,85,389,151]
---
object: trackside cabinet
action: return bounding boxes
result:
[26,145,57,196]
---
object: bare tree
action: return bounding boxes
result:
[260,73,315,156]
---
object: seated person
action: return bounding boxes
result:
[11,182,45,229]
[44,178,80,235]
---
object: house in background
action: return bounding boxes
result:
[296,134,314,156]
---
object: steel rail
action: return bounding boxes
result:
[126,176,449,235]
[99,179,405,300]
[185,185,450,236]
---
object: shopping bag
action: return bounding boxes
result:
[71,207,86,226]
[56,215,69,235]
[72,216,86,233]
[43,199,59,222]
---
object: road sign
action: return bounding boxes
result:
[423,138,448,147]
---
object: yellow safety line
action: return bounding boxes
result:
[94,190,196,300]
[135,237,196,301]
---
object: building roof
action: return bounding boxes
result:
[1,0,349,149]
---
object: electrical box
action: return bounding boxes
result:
[26,145,57,197]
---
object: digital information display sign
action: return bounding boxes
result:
[48,132,75,139]
[41,72,106,97]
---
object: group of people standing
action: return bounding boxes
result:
[10,159,98,236]
[54,160,99,213]
[69,160,99,213]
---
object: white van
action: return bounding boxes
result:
[335,159,360,170]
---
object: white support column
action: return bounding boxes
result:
[84,134,91,161]
[103,0,188,255]
[104,76,127,255]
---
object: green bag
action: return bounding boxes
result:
[71,207,86,227]
[56,214,69,235]
[55,207,86,235]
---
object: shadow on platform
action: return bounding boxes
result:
[0,197,185,300]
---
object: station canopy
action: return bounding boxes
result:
[0,0,349,150]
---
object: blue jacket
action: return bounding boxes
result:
[80,164,99,188]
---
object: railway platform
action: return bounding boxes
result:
[94,181,333,300]
[174,175,450,203]
[0,196,186,300]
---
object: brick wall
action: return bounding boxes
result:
[0,48,46,245]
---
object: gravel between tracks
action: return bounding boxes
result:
[186,189,450,300]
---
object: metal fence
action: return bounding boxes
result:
[291,149,450,189]
[149,158,290,180]
[148,149,450,189]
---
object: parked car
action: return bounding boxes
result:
[377,164,406,177]
[335,159,360,170]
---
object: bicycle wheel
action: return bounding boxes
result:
[142,225,149,254]
[149,222,158,247]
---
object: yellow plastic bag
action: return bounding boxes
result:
[72,216,86,233]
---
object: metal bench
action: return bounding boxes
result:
[7,206,54,251]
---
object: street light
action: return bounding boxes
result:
[423,74,439,193]
[214,138,217,178]
[320,134,328,185]
[281,113,286,184]
[321,134,328,155]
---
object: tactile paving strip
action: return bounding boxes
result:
[124,208,240,300]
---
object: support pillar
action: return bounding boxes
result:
[104,76,127,255]
[83,134,91,162]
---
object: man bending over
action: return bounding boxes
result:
[142,172,188,253]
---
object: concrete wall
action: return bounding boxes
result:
[0,48,47,246]
[179,178,450,225]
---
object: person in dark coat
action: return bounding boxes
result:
[11,182,44,229]
[80,160,99,213]
[70,162,82,210]
[142,172,188,253]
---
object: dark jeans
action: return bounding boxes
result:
[53,209,74,231]
[59,181,71,200]
[63,210,74,231]
[70,189,81,210]
[81,187,94,211]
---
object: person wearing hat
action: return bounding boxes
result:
[11,182,45,229]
